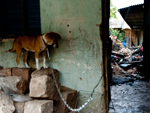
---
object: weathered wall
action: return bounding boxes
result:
[0,0,103,91]
[0,39,24,68]
[40,0,102,91]
[40,0,103,112]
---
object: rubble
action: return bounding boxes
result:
[4,76,27,94]
[112,63,125,76]
[29,75,60,101]
[14,102,25,113]
[24,100,53,113]
[110,45,147,113]
[0,76,26,94]
[0,67,77,113]
[0,68,34,93]
[0,68,12,77]
[111,44,144,85]
[12,68,34,85]
[31,68,59,81]
[0,89,15,113]
[118,48,132,56]
[54,86,78,113]
[111,36,123,51]
[30,68,60,101]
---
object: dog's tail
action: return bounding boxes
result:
[8,48,15,52]
[7,44,15,52]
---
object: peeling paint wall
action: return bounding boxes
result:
[40,0,102,91]
[40,0,103,111]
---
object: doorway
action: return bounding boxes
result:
[108,0,150,113]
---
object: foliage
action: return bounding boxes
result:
[110,28,125,42]
[110,0,117,19]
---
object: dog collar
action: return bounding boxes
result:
[41,36,47,46]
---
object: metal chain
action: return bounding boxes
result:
[47,48,102,112]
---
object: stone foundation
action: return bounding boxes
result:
[0,67,77,113]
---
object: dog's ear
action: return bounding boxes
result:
[57,34,61,40]
[48,32,61,40]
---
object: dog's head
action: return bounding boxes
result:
[43,32,61,48]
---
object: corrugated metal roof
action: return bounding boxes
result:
[118,4,144,29]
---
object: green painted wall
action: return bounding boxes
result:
[40,0,102,91]
[40,0,103,111]
[0,39,24,68]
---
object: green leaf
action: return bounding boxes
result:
[110,0,117,19]
[109,28,125,42]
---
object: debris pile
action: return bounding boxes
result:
[111,36,123,51]
[0,67,77,113]
[111,45,143,81]
[118,48,132,56]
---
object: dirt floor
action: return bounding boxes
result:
[109,65,150,113]
[109,36,150,113]
[109,62,150,113]
[109,80,150,113]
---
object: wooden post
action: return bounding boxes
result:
[130,29,132,47]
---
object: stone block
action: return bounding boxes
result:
[12,68,34,84]
[24,100,53,113]
[14,102,25,113]
[12,68,34,93]
[4,76,26,94]
[54,86,77,113]
[31,68,59,81]
[0,68,12,77]
[0,66,3,69]
[0,90,15,113]
[29,75,60,101]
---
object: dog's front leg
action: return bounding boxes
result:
[35,51,40,70]
[23,50,30,68]
[43,50,48,68]
[16,48,22,68]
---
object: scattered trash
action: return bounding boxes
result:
[2,87,32,102]
[120,64,131,68]
[0,77,32,102]
[111,44,143,77]
[110,42,144,87]
[111,36,123,51]
[110,45,147,113]
[118,47,132,56]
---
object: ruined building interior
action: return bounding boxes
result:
[0,0,150,113]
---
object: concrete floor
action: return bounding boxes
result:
[109,80,150,113]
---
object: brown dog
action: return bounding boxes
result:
[8,32,61,70]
